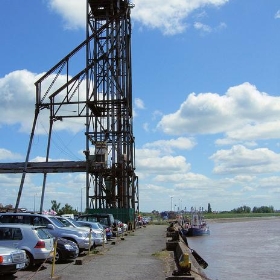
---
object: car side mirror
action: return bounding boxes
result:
[47,224,55,230]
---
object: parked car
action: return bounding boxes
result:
[114,219,128,232]
[77,213,115,228]
[0,224,53,269]
[55,216,90,231]
[0,213,93,253]
[76,214,114,240]
[0,246,26,275]
[55,216,104,247]
[76,220,110,242]
[54,238,79,263]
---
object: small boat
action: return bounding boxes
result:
[182,210,210,237]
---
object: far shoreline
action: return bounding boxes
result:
[206,215,280,223]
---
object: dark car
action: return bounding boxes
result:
[77,213,114,228]
[54,238,79,263]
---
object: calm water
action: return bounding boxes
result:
[187,217,280,280]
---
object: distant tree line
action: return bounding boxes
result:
[231,205,275,214]
[50,200,79,215]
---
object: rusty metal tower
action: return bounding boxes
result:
[85,0,138,214]
[0,0,138,222]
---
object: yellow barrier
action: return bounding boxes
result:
[51,238,57,278]
[179,253,191,270]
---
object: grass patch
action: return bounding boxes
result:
[152,249,175,274]
[152,249,169,259]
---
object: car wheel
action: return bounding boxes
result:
[24,251,34,269]
[54,249,62,263]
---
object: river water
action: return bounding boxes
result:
[186,217,280,280]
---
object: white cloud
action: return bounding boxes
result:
[222,121,280,142]
[134,98,145,109]
[136,148,191,177]
[193,10,208,19]
[275,10,280,19]
[48,0,228,35]
[132,0,229,35]
[143,122,149,132]
[0,149,22,161]
[48,0,86,30]
[194,22,212,33]
[210,145,280,175]
[0,70,40,132]
[155,172,209,185]
[152,110,163,120]
[0,70,86,134]
[143,137,196,154]
[157,82,280,144]
[259,176,280,188]
[138,154,190,174]
[194,21,227,34]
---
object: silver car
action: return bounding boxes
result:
[0,246,26,275]
[0,213,92,253]
[56,216,105,247]
[0,224,54,269]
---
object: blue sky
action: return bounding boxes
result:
[1,0,280,213]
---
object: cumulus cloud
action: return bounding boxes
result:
[194,22,212,32]
[143,122,149,132]
[143,137,196,154]
[48,0,86,30]
[132,0,229,35]
[210,145,280,175]
[157,82,280,143]
[0,149,22,161]
[152,110,163,120]
[134,98,145,109]
[259,176,280,188]
[0,70,40,133]
[0,69,86,134]
[155,172,209,187]
[136,148,191,178]
[275,10,280,19]
[48,0,229,35]
[194,21,227,34]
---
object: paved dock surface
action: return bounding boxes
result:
[13,225,169,280]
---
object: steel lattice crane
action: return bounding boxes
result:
[0,0,138,224]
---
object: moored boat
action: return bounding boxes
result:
[182,210,210,237]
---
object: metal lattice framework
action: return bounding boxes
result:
[86,0,137,210]
[0,0,138,218]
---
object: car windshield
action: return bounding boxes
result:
[86,222,100,230]
[67,218,83,227]
[48,217,65,227]
[95,222,104,230]
[56,217,74,227]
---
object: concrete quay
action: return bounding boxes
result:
[12,224,206,280]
